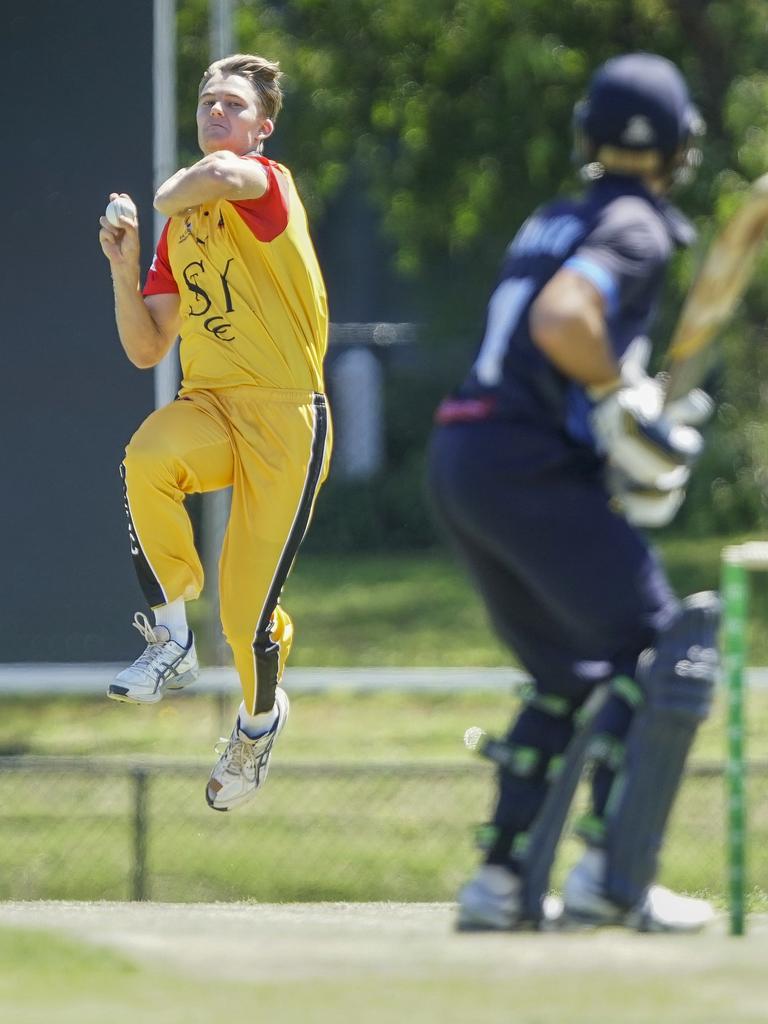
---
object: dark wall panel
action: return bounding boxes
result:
[2,2,158,659]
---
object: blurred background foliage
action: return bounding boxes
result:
[178,0,768,549]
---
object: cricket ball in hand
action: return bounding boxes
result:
[105,196,137,228]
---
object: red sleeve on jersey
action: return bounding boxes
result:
[143,220,179,295]
[230,156,290,242]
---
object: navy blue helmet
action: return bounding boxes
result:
[574,53,703,180]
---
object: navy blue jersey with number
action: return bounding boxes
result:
[439,175,694,468]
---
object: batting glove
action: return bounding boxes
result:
[619,334,715,428]
[609,466,690,528]
[589,379,703,488]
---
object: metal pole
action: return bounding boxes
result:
[722,553,748,936]
[210,0,235,59]
[203,0,236,665]
[153,0,180,409]
[331,347,385,479]
[132,769,150,901]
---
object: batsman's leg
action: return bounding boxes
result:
[427,422,677,930]
[458,684,594,931]
[518,683,610,923]
[564,592,720,932]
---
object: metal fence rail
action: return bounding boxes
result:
[3,664,768,697]
[0,755,765,905]
[0,665,526,696]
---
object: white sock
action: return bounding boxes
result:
[153,598,189,646]
[237,700,278,738]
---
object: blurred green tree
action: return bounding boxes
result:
[176,0,768,543]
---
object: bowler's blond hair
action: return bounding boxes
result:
[199,53,283,120]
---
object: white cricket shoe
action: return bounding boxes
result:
[206,687,289,812]
[108,612,198,705]
[563,848,715,933]
[456,864,563,931]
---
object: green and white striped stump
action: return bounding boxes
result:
[720,542,768,936]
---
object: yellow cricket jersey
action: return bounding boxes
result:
[144,155,328,393]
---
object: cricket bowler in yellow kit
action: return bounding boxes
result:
[98,54,331,811]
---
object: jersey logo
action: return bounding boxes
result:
[181,257,237,342]
[621,115,655,146]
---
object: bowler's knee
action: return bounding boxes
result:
[122,428,175,483]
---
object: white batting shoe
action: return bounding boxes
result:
[456,865,563,931]
[563,848,715,933]
[206,688,289,812]
[108,613,198,705]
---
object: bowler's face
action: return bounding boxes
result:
[197,72,270,156]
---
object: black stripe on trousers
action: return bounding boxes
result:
[252,393,328,712]
[119,462,166,608]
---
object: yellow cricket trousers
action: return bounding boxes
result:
[120,386,331,713]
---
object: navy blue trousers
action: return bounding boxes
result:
[428,419,678,865]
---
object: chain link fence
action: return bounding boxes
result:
[0,755,765,906]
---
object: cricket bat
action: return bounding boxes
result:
[663,173,768,404]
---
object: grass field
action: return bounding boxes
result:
[2,547,768,1024]
[1,539,767,911]
[2,905,768,1024]
[270,537,768,666]
[2,686,768,762]
[1,688,766,907]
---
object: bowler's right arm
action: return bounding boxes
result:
[99,196,180,369]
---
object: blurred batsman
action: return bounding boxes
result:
[428,53,720,932]
[99,54,331,811]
